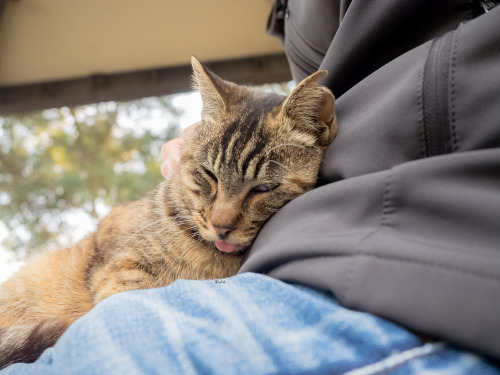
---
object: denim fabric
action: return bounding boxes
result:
[2,273,499,375]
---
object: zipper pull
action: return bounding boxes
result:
[481,0,497,12]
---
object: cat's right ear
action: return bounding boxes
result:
[280,70,337,147]
[191,56,229,121]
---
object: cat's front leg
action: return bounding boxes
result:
[89,258,170,304]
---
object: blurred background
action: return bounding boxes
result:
[0,0,292,281]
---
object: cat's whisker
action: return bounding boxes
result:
[131,227,173,273]
[106,216,196,273]
[0,57,337,368]
[112,218,166,254]
[111,216,186,256]
[268,159,290,171]
[159,226,200,272]
[136,221,188,250]
[188,231,203,244]
[159,225,199,249]
[142,197,190,212]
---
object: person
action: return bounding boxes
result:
[160,122,199,181]
[3,1,500,373]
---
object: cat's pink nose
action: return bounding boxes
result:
[213,224,235,239]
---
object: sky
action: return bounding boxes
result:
[0,92,203,283]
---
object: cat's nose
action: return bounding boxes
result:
[213,224,235,239]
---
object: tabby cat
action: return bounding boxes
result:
[0,57,337,368]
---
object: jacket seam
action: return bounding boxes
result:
[287,16,328,57]
[449,23,462,152]
[417,50,427,158]
[375,163,500,285]
[271,247,500,287]
[284,21,321,73]
[344,168,395,304]
[285,35,319,75]
[340,229,378,305]
[380,168,395,227]
[359,251,500,285]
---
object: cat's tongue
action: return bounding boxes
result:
[215,240,238,253]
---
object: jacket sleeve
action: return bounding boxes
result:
[243,0,500,360]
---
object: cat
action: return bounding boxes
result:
[0,56,337,369]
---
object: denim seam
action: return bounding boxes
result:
[341,342,446,375]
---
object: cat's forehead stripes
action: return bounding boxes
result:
[239,128,268,180]
[212,94,284,180]
[212,117,267,187]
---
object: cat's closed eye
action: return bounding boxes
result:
[251,183,281,194]
[203,168,218,183]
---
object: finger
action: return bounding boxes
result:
[160,122,201,180]
[160,137,182,160]
[161,159,176,180]
[160,140,183,180]
[181,121,201,140]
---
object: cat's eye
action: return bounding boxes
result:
[203,168,218,182]
[251,183,280,194]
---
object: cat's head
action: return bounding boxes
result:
[174,57,337,255]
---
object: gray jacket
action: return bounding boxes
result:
[240,0,500,360]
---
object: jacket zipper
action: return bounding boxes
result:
[421,31,455,157]
[480,0,498,12]
[469,0,499,17]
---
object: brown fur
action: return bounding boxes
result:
[0,319,70,369]
[0,57,337,368]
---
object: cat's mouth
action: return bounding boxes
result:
[214,240,238,253]
[191,216,251,255]
[211,239,249,256]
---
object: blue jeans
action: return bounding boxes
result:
[2,273,499,374]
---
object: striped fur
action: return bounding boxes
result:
[0,57,337,368]
[0,319,70,368]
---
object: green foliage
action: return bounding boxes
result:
[0,97,181,258]
[0,82,292,260]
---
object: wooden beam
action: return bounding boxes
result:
[0,54,291,115]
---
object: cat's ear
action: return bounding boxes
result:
[280,70,337,147]
[191,56,231,120]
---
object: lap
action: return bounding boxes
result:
[2,273,498,374]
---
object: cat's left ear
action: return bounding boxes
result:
[191,56,232,121]
[280,70,337,147]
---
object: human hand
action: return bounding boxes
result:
[160,122,200,181]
